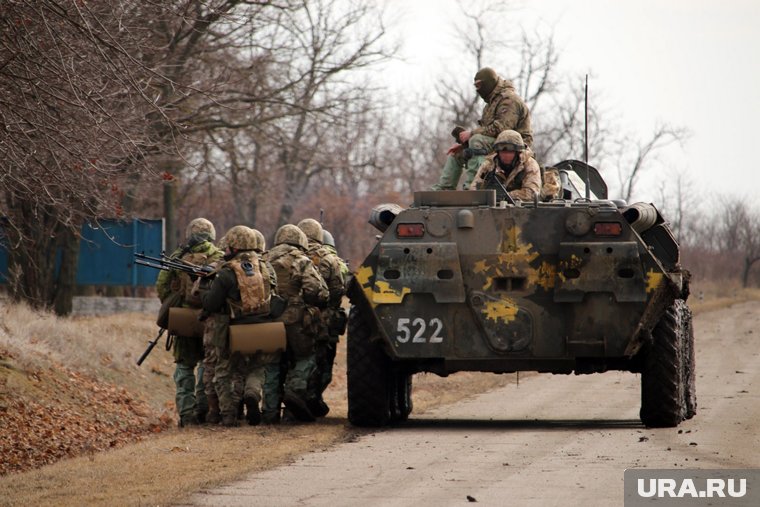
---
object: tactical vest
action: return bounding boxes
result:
[224,253,271,319]
[178,250,213,308]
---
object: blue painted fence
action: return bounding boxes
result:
[0,219,164,287]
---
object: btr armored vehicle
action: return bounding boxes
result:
[346,160,694,428]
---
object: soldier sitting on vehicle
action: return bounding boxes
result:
[469,129,542,201]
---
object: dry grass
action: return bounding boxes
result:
[1,287,759,506]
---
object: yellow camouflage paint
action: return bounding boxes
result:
[474,225,556,291]
[556,254,583,283]
[645,268,663,294]
[355,265,377,308]
[372,281,411,304]
[356,264,411,305]
[528,261,557,290]
[482,298,519,323]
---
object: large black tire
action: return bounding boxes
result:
[682,303,697,420]
[347,305,392,427]
[640,299,688,428]
[390,370,413,423]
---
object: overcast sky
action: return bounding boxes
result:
[381,0,759,205]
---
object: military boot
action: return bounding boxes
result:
[221,411,240,427]
[244,396,261,426]
[206,394,221,425]
[283,390,315,422]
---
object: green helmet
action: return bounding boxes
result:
[224,225,257,251]
[474,67,499,100]
[322,229,336,248]
[493,129,525,152]
[185,218,216,242]
[297,218,323,243]
[251,228,266,252]
[275,224,308,250]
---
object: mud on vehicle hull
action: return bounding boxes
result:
[347,180,693,428]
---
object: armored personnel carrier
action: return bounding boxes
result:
[346,160,694,428]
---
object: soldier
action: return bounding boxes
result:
[469,129,543,202]
[318,229,350,414]
[156,218,224,427]
[267,224,329,422]
[297,219,346,417]
[432,67,533,191]
[200,225,279,427]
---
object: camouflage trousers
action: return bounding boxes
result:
[311,339,337,396]
[431,134,494,190]
[282,324,316,401]
[172,334,207,421]
[244,352,282,418]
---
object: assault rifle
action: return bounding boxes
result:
[136,328,166,366]
[483,168,516,205]
[134,252,216,278]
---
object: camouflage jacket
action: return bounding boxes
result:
[472,78,533,147]
[306,241,346,307]
[324,244,350,280]
[156,240,224,307]
[470,151,542,202]
[265,244,328,308]
[200,252,277,319]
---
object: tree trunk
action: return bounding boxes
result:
[53,226,81,316]
[742,257,760,288]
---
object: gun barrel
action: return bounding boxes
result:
[136,328,165,366]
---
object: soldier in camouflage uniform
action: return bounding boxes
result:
[297,219,346,417]
[156,218,224,427]
[432,67,534,191]
[266,224,329,422]
[469,129,543,202]
[200,226,279,427]
[317,229,349,415]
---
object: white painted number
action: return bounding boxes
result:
[395,318,445,344]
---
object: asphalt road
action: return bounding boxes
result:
[181,301,760,507]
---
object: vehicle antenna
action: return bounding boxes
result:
[584,74,591,200]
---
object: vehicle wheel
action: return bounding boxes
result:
[347,305,392,427]
[639,299,688,427]
[391,370,413,423]
[682,303,697,420]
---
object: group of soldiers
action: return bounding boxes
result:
[156,217,348,427]
[156,65,554,429]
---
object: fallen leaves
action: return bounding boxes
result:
[0,359,171,476]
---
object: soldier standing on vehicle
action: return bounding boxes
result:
[266,224,329,422]
[199,226,279,427]
[432,67,533,191]
[297,219,346,417]
[156,218,224,427]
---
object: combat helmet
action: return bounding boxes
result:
[322,230,336,249]
[297,218,323,244]
[185,218,216,242]
[275,224,308,250]
[224,225,257,251]
[251,228,266,253]
[493,129,525,152]
[217,234,229,251]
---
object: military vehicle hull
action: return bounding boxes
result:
[347,176,694,429]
